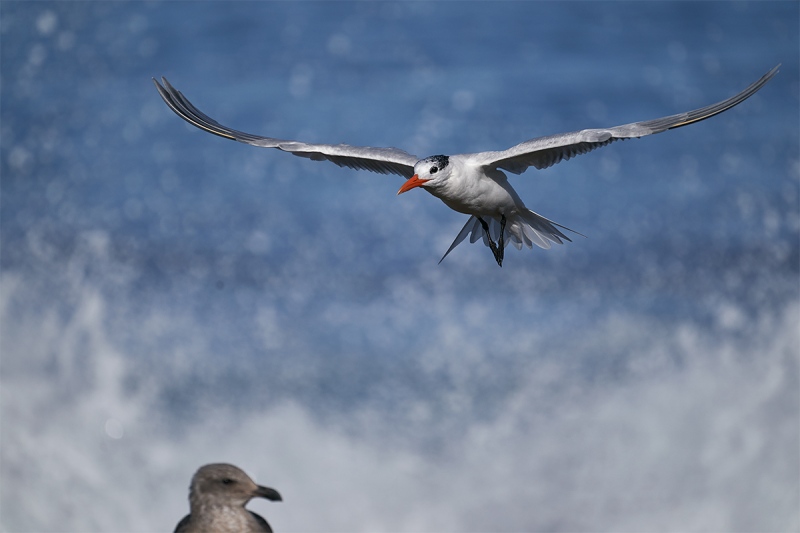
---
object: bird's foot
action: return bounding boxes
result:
[478,216,505,267]
[493,247,504,267]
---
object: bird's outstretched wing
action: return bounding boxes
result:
[470,65,779,174]
[153,77,418,178]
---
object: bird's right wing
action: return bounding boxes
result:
[249,511,274,533]
[468,65,779,174]
[153,77,418,178]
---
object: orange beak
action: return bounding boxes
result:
[397,174,430,195]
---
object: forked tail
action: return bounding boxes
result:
[438,210,583,264]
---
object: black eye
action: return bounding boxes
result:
[221,478,235,485]
[430,166,438,174]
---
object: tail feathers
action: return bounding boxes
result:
[439,217,481,264]
[439,210,583,264]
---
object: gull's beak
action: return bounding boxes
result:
[254,485,283,502]
[397,174,430,195]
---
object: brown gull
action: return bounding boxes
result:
[174,463,282,533]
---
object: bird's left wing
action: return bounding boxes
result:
[469,65,779,174]
[173,514,190,533]
[153,77,418,178]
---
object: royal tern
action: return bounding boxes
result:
[154,65,778,266]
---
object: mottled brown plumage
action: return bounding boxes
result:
[174,464,282,533]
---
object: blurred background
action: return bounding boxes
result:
[1,2,798,531]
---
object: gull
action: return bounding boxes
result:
[174,463,282,533]
[154,65,778,266]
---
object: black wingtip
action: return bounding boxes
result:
[152,76,169,97]
[763,64,780,82]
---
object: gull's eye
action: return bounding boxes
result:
[430,166,438,174]
[221,478,235,485]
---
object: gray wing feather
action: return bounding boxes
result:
[472,65,779,174]
[153,77,418,178]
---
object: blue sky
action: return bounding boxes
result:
[1,2,798,531]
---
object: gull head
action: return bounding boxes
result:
[189,463,282,510]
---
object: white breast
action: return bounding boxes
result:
[433,158,526,217]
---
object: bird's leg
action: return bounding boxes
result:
[498,215,506,264]
[477,216,503,267]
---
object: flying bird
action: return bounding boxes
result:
[154,65,778,266]
[174,463,282,533]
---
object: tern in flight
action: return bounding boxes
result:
[154,65,778,266]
